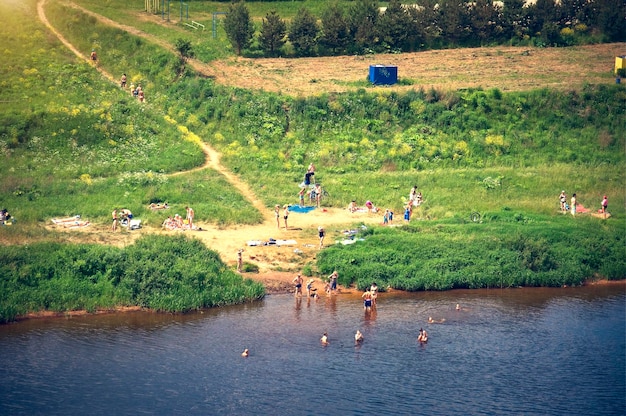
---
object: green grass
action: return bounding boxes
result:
[0,0,623,321]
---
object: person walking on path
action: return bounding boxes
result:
[318,226,325,248]
[601,195,608,219]
[292,273,303,297]
[185,206,194,229]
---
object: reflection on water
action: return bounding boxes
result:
[1,284,624,416]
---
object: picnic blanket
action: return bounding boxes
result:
[51,216,90,228]
[247,239,298,246]
[288,205,316,214]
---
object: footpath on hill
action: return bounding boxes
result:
[37,0,385,293]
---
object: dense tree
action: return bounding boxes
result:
[174,38,194,77]
[439,0,471,45]
[591,0,626,42]
[319,3,350,53]
[527,0,558,35]
[408,0,442,48]
[260,11,287,57]
[348,0,380,51]
[501,0,528,40]
[468,0,502,45]
[289,7,319,57]
[375,0,416,51]
[224,1,254,55]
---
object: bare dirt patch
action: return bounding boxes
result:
[207,43,625,96]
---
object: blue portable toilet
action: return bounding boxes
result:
[369,65,398,85]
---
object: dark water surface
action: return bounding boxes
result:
[1,285,624,416]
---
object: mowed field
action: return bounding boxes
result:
[206,43,625,96]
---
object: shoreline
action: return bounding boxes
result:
[11,278,625,323]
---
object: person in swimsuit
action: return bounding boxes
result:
[241,349,249,357]
[292,273,303,297]
[111,208,118,232]
[306,278,315,297]
[120,73,127,88]
[328,271,338,293]
[559,190,567,213]
[355,330,364,344]
[299,187,306,207]
[237,249,244,273]
[90,49,97,63]
[185,206,194,229]
[601,195,608,218]
[318,226,325,248]
[274,205,280,229]
[362,289,373,311]
[370,282,378,305]
[320,332,329,345]
[283,205,289,230]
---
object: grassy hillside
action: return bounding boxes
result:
[0,0,623,321]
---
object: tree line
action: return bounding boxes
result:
[223,0,625,57]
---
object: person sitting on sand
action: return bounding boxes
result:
[348,200,357,213]
[355,330,364,344]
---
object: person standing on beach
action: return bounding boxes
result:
[185,206,194,229]
[120,73,127,88]
[318,226,325,248]
[292,273,303,297]
[274,205,280,229]
[601,195,608,219]
[283,205,290,230]
[237,249,244,272]
[559,190,567,213]
[299,187,306,207]
[314,183,322,208]
[111,208,118,232]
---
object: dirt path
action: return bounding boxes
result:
[37,0,385,292]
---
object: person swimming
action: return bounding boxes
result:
[355,330,364,344]
[321,332,329,345]
[241,348,249,357]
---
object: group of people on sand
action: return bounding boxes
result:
[110,208,133,232]
[275,204,290,230]
[559,190,609,218]
[161,206,195,231]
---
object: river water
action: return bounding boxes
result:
[1,284,624,416]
